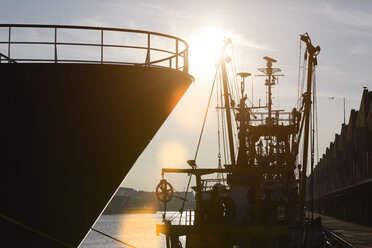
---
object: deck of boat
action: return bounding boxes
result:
[316,214,372,247]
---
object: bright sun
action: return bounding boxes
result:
[188,27,229,73]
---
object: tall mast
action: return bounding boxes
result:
[298,33,320,224]
[236,72,251,167]
[267,59,273,123]
[220,39,235,166]
[258,56,281,125]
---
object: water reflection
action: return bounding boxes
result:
[81,212,183,248]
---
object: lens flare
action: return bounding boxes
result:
[118,214,163,248]
[158,140,187,167]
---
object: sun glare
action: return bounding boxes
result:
[188,27,229,73]
[158,140,187,167]
[119,214,162,248]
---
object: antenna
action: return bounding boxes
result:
[257,56,284,124]
[343,97,346,124]
[237,72,251,97]
[263,56,277,63]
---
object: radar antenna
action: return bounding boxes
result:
[257,56,284,124]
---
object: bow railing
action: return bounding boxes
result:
[0,24,188,73]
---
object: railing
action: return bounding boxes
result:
[0,24,188,73]
[201,178,228,191]
[322,227,355,248]
[0,52,16,63]
[182,210,195,226]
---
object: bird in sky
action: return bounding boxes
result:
[328,97,335,100]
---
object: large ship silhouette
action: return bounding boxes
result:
[0,24,193,247]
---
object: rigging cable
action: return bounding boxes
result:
[231,43,242,99]
[0,214,74,248]
[313,68,319,165]
[224,49,241,156]
[193,69,218,161]
[216,71,224,181]
[91,228,136,248]
[178,68,219,224]
[300,54,307,101]
[313,67,321,216]
[309,94,314,220]
[310,62,317,221]
[296,46,308,178]
[231,43,240,99]
[226,59,240,160]
[218,68,229,165]
[227,44,240,103]
[178,173,192,225]
[296,51,307,109]
[293,46,308,167]
[297,37,302,108]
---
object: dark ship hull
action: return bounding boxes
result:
[0,63,192,247]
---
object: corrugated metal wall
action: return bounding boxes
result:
[308,89,372,226]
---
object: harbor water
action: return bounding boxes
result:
[80,212,184,248]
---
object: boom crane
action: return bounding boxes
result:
[220,38,236,166]
[298,33,321,224]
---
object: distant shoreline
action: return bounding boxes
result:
[103,187,195,215]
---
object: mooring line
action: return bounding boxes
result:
[0,214,74,248]
[91,228,136,248]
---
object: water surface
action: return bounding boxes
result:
[81,212,183,248]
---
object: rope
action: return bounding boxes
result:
[0,214,74,248]
[178,174,192,225]
[175,65,218,225]
[193,69,218,161]
[168,210,181,221]
[91,228,136,248]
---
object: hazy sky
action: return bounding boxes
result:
[2,0,372,191]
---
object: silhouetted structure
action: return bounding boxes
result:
[103,187,195,214]
[0,24,193,247]
[156,34,326,248]
[308,89,372,226]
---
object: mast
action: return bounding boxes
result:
[258,56,282,125]
[298,33,320,224]
[220,49,236,166]
[236,72,251,166]
[266,59,273,123]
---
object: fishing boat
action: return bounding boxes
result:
[155,33,327,248]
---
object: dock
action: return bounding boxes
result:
[317,214,372,247]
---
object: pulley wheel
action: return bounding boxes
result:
[156,179,174,203]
